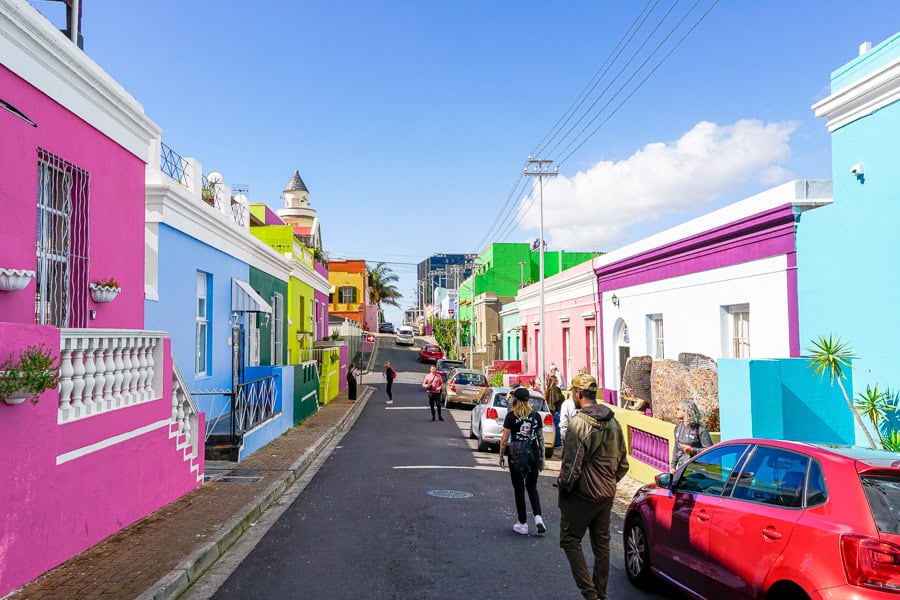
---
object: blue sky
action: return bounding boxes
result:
[38,1,900,325]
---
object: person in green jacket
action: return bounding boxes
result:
[557,373,630,600]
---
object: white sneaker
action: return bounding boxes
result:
[386,400,393,404]
[513,522,528,535]
[535,515,546,534]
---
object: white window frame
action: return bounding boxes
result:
[339,286,357,303]
[195,272,211,375]
[271,293,284,365]
[722,304,750,358]
[648,314,664,360]
[249,313,260,366]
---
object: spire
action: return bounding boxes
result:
[284,170,309,193]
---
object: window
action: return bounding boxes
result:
[35,149,91,327]
[648,314,664,359]
[339,286,358,303]
[271,293,284,366]
[195,272,211,375]
[248,313,260,366]
[674,444,750,496]
[586,325,598,375]
[731,446,809,508]
[722,304,750,358]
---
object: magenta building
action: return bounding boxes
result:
[0,3,202,594]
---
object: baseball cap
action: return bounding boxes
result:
[549,363,558,371]
[511,387,531,402]
[568,373,597,391]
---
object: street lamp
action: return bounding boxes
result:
[524,156,558,384]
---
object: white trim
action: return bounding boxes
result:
[558,315,570,322]
[581,311,596,319]
[0,0,161,160]
[301,390,317,402]
[146,182,291,280]
[56,419,170,465]
[812,56,900,132]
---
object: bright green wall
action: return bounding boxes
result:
[250,267,289,366]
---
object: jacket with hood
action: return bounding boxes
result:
[557,403,629,501]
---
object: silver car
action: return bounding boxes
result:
[469,386,555,458]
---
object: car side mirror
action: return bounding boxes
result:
[655,472,673,489]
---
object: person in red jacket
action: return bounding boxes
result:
[422,365,444,421]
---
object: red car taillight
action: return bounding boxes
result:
[450,383,456,392]
[841,535,900,592]
[543,413,554,427]
[486,407,498,419]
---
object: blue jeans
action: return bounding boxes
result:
[553,411,561,447]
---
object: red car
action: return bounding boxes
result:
[623,438,900,599]
[417,344,443,363]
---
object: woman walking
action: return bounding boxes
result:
[383,361,396,405]
[499,386,545,535]
[671,399,714,472]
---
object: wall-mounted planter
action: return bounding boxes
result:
[90,284,121,303]
[0,268,35,292]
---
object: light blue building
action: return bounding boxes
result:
[721,32,900,447]
[145,155,307,460]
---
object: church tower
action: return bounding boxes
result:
[277,170,322,250]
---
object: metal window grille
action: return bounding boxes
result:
[652,316,665,360]
[160,141,190,188]
[35,149,90,327]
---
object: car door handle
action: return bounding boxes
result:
[696,510,711,522]
[762,527,782,540]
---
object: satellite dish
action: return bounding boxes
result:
[233,193,248,205]
[206,171,224,186]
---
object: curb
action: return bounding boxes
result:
[137,387,373,600]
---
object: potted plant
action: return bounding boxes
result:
[0,268,36,292]
[0,343,59,405]
[90,277,121,303]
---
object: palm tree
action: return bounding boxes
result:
[806,335,877,449]
[367,262,402,319]
[855,385,891,447]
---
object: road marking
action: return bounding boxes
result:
[394,465,505,472]
[385,406,430,410]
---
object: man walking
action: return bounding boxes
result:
[422,365,444,421]
[557,374,629,600]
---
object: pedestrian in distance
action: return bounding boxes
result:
[384,361,396,405]
[557,373,630,600]
[347,363,358,401]
[671,398,714,472]
[549,363,566,389]
[422,365,443,421]
[558,387,578,442]
[498,386,546,536]
[545,375,565,449]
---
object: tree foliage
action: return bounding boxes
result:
[367,262,402,316]
[432,318,463,359]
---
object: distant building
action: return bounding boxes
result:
[417,253,476,308]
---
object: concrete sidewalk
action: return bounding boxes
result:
[6,388,372,600]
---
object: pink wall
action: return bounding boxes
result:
[0,324,202,596]
[518,262,601,385]
[0,65,146,329]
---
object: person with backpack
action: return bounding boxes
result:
[421,365,443,420]
[557,373,630,600]
[383,361,396,405]
[498,386,546,536]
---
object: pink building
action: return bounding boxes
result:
[516,261,601,386]
[0,3,202,594]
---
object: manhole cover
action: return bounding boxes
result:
[426,489,473,499]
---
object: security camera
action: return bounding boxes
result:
[850,163,864,175]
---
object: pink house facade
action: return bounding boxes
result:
[516,261,601,386]
[0,2,202,594]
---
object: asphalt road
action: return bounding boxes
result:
[198,336,678,599]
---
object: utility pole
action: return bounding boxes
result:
[453,265,461,360]
[524,156,558,385]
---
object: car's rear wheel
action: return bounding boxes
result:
[469,418,477,439]
[624,518,652,589]
[476,429,489,452]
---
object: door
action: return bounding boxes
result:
[654,444,750,596]
[562,327,570,384]
[706,446,807,598]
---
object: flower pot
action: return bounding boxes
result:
[90,284,121,303]
[0,373,30,405]
[0,268,36,292]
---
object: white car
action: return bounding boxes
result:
[395,326,416,346]
[470,386,555,458]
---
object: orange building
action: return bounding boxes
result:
[328,259,374,330]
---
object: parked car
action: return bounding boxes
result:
[395,327,415,346]
[378,322,395,334]
[435,358,466,381]
[623,438,900,599]
[470,386,555,458]
[441,369,490,409]
[418,344,443,363]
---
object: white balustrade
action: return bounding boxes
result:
[58,330,166,423]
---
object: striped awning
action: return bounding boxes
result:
[232,279,272,314]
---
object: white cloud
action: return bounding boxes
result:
[518,119,798,250]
